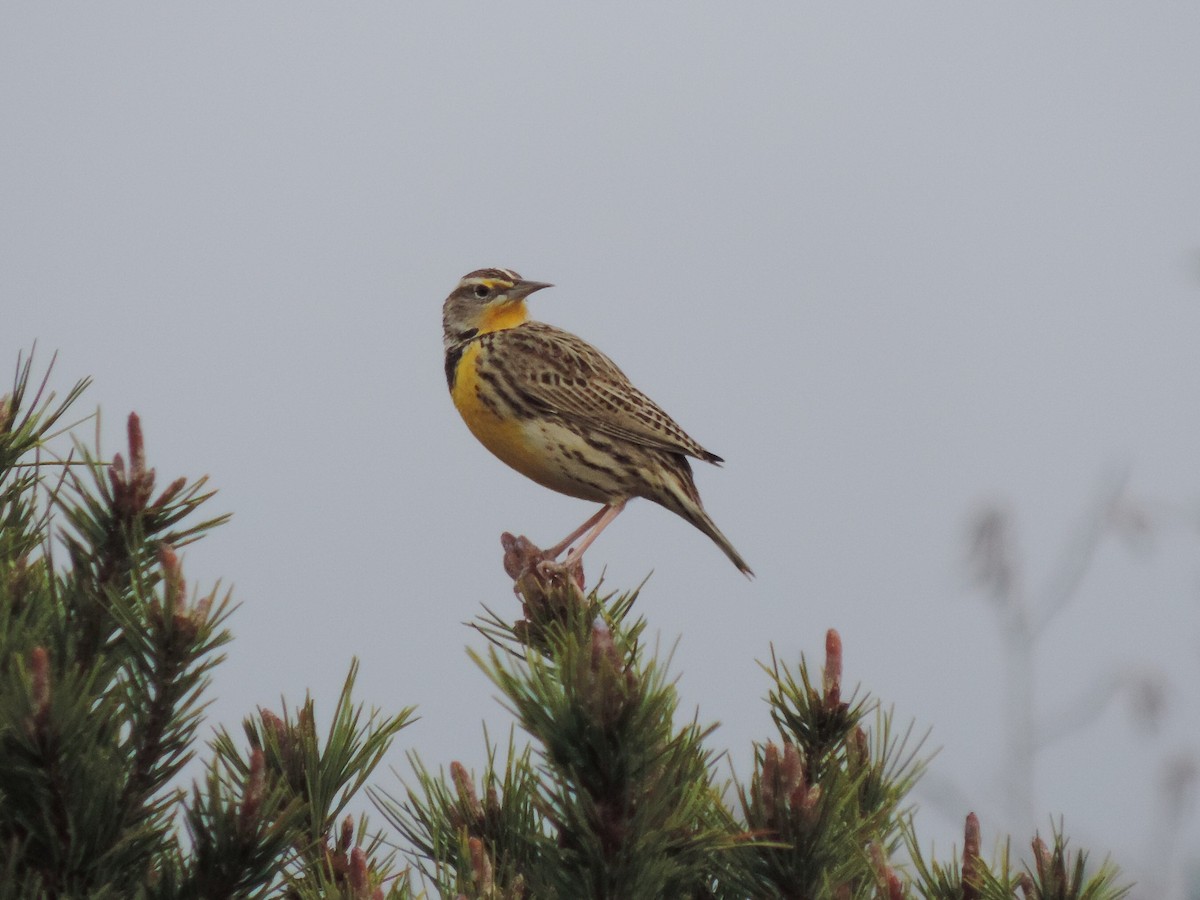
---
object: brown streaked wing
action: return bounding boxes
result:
[493,322,722,463]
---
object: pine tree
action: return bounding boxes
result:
[0,353,413,898]
[380,536,1129,900]
[1,352,1131,898]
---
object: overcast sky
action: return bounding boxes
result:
[3,5,1199,895]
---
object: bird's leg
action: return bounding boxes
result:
[543,505,612,560]
[535,504,628,580]
[539,501,627,577]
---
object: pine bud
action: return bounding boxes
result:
[823,629,842,709]
[846,726,870,771]
[962,812,981,900]
[759,742,780,809]
[468,836,494,892]
[158,544,186,607]
[109,413,157,516]
[1031,835,1050,881]
[589,619,621,673]
[239,748,266,834]
[963,811,980,856]
[585,619,632,726]
[260,709,288,747]
[885,869,903,900]
[451,761,484,824]
[191,589,214,626]
[349,847,370,898]
[128,411,146,474]
[779,741,804,794]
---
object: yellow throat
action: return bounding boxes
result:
[476,298,528,335]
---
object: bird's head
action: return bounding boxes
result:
[442,268,553,348]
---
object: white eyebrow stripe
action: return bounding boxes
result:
[457,268,523,289]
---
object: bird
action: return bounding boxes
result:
[442,268,752,577]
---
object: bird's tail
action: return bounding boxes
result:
[688,505,754,578]
[655,463,754,578]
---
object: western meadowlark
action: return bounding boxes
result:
[442,268,752,577]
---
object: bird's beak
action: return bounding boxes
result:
[510,280,553,300]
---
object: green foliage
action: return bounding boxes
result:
[906,815,1129,900]
[733,637,928,897]
[374,538,1132,900]
[381,558,753,900]
[0,353,413,898]
[379,732,543,898]
[212,661,415,897]
[0,353,1132,898]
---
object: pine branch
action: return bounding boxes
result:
[376,729,543,897]
[181,747,304,898]
[907,813,1131,900]
[736,630,927,897]
[207,660,415,895]
[456,549,750,899]
[0,349,90,562]
[111,544,236,832]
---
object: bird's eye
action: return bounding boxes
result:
[474,284,490,298]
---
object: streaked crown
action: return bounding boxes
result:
[442,268,552,347]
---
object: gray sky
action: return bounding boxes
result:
[4,4,1199,894]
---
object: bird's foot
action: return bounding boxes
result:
[501,532,586,592]
[535,550,585,590]
[500,533,588,650]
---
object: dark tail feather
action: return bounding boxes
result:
[654,455,753,577]
[690,506,754,578]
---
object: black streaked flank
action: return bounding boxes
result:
[444,343,465,390]
[476,366,530,418]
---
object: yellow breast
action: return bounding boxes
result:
[451,341,553,485]
[450,333,623,503]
